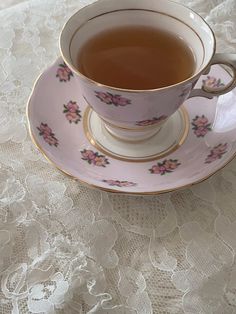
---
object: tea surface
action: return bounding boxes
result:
[77,26,195,89]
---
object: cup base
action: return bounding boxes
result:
[104,123,163,143]
[83,106,189,162]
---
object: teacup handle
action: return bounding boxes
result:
[189,53,236,99]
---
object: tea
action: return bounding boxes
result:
[77,25,195,90]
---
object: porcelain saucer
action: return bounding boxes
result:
[27,58,236,194]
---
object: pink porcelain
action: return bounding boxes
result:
[60,0,236,143]
[27,59,236,194]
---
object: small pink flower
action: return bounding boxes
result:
[81,149,109,167]
[81,149,96,160]
[149,159,180,175]
[136,116,167,126]
[44,136,58,146]
[164,160,179,170]
[150,165,163,175]
[56,63,73,82]
[112,95,131,106]
[202,76,225,89]
[95,91,131,107]
[195,127,208,137]
[66,101,78,113]
[38,123,52,136]
[37,123,59,147]
[205,143,228,163]
[192,115,211,138]
[95,92,113,104]
[65,112,79,123]
[63,101,82,124]
[102,180,137,187]
[193,116,208,127]
[93,156,108,167]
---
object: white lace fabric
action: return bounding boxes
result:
[1,0,236,313]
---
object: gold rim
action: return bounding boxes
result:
[60,2,216,93]
[83,106,190,162]
[26,62,236,196]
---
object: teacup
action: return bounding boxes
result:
[60,0,236,142]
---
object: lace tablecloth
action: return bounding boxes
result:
[1,0,236,313]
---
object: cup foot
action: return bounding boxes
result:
[83,107,189,162]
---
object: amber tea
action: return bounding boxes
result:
[77,25,195,90]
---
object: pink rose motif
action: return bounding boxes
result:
[202,76,225,89]
[112,95,131,106]
[65,112,79,123]
[205,143,228,164]
[66,102,78,113]
[136,116,167,127]
[194,126,209,137]
[94,156,108,167]
[63,101,81,124]
[95,92,113,104]
[192,115,211,138]
[95,91,131,106]
[44,136,58,146]
[81,149,96,161]
[38,123,52,136]
[150,165,166,175]
[56,63,73,82]
[81,149,109,167]
[149,159,180,175]
[102,180,137,187]
[37,123,59,147]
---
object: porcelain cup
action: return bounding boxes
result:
[60,0,236,142]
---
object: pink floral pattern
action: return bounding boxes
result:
[37,123,58,147]
[81,149,109,167]
[149,159,180,175]
[56,62,73,82]
[205,143,228,164]
[102,180,137,187]
[192,115,211,137]
[136,116,167,126]
[202,76,225,89]
[63,101,81,124]
[95,91,131,106]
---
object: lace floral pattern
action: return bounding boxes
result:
[1,0,236,313]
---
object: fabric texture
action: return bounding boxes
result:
[0,0,236,313]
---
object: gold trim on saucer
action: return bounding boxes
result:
[83,106,189,162]
[26,63,236,196]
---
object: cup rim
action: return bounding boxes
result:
[60,0,216,93]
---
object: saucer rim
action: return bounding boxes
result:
[26,60,236,195]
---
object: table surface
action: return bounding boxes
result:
[1,0,236,313]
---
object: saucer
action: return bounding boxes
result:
[27,58,236,194]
